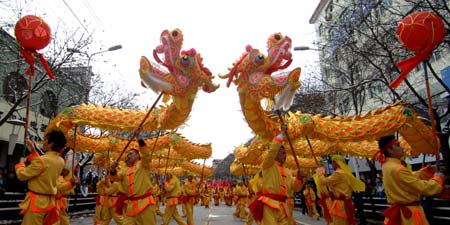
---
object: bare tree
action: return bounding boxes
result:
[313,0,450,178]
[1,1,143,129]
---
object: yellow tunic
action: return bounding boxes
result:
[162,177,185,225]
[111,146,155,217]
[182,179,198,225]
[258,136,303,225]
[224,187,233,206]
[202,187,212,207]
[151,180,163,216]
[55,175,74,225]
[164,178,181,206]
[303,186,319,218]
[382,158,443,225]
[260,138,302,212]
[233,185,249,219]
[219,188,225,202]
[56,175,73,211]
[94,178,108,225]
[213,188,220,206]
[317,168,353,225]
[15,151,64,214]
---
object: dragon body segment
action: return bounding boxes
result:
[224,33,437,158]
[67,131,211,160]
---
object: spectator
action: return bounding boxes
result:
[0,169,4,187]
[364,178,375,197]
[0,169,4,195]
[375,177,385,197]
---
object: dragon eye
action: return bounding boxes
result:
[181,55,190,66]
[274,34,281,40]
[172,30,178,37]
[254,54,265,65]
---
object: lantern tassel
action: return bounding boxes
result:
[37,53,55,80]
[390,45,434,89]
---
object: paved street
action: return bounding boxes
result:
[70,204,327,225]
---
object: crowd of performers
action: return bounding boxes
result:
[12,125,448,225]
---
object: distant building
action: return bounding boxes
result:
[212,159,223,168]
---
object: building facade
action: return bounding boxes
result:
[309,0,450,115]
[309,0,450,173]
[0,28,89,170]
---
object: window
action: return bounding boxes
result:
[2,71,28,103]
[40,124,48,132]
[429,50,441,63]
[319,23,324,36]
[39,90,58,117]
[31,121,37,130]
[325,3,333,21]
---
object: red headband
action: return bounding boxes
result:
[373,139,397,163]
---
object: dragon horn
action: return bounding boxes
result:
[218,73,230,79]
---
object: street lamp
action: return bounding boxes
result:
[67,44,122,102]
[6,119,25,155]
[294,46,319,51]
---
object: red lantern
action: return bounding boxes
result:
[15,15,51,50]
[14,15,55,80]
[390,11,446,88]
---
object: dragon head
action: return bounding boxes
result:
[220,45,272,88]
[265,32,293,74]
[154,28,184,71]
[173,48,219,93]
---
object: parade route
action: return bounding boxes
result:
[70,204,328,225]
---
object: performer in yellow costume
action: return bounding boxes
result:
[224,186,233,206]
[303,182,320,220]
[213,186,220,206]
[249,125,304,225]
[286,168,302,225]
[110,139,156,225]
[161,173,186,225]
[150,177,164,217]
[376,135,445,225]
[182,174,199,225]
[103,178,124,225]
[15,130,66,225]
[233,181,249,221]
[180,186,188,217]
[246,170,263,225]
[316,154,365,225]
[313,173,333,225]
[202,185,212,208]
[219,187,225,203]
[94,177,108,225]
[55,167,78,225]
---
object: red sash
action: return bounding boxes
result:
[382,201,420,225]
[178,195,188,204]
[317,194,332,223]
[115,193,127,215]
[43,207,59,225]
[335,194,356,225]
[248,193,287,222]
[114,191,152,215]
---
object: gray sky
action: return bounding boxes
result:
[7,0,320,165]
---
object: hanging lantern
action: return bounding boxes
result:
[390,11,446,88]
[14,15,55,80]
